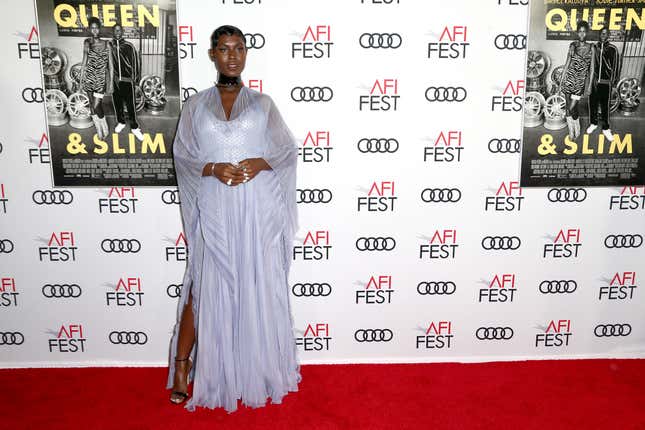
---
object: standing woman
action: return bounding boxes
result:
[166,25,301,413]
[79,16,113,139]
[560,20,595,139]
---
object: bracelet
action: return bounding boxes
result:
[210,162,215,176]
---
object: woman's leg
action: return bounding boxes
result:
[171,290,196,398]
[564,93,575,139]
[569,97,581,138]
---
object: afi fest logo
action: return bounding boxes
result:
[299,130,332,163]
[0,277,18,307]
[357,181,396,212]
[296,323,331,351]
[293,230,331,260]
[419,230,458,259]
[423,130,464,163]
[535,320,572,348]
[38,232,77,262]
[15,25,39,59]
[165,232,187,261]
[48,324,86,353]
[105,277,144,306]
[599,272,637,301]
[609,186,645,211]
[27,133,50,164]
[178,25,196,59]
[355,275,394,304]
[478,273,517,303]
[484,181,524,211]
[416,321,453,349]
[359,79,399,111]
[543,228,581,258]
[98,187,138,214]
[427,26,469,59]
[291,25,333,58]
[0,184,7,214]
[491,80,524,112]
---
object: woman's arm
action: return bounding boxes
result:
[106,40,114,94]
[79,39,90,88]
[586,44,595,95]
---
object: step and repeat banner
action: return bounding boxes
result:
[0,0,644,368]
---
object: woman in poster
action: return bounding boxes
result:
[79,16,113,139]
[560,20,595,139]
[166,25,301,413]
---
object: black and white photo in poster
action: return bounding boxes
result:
[35,0,180,186]
[521,1,645,186]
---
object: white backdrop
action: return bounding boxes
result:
[0,0,644,368]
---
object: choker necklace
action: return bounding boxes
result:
[216,74,242,88]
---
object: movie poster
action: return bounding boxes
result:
[520,0,645,187]
[35,0,180,186]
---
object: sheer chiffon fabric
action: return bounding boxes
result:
[166,85,301,413]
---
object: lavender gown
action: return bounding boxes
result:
[166,85,301,413]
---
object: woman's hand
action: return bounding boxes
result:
[203,162,247,186]
[237,158,271,183]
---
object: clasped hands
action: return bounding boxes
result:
[204,158,271,186]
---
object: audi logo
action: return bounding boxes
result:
[481,236,521,250]
[161,189,180,205]
[108,331,148,345]
[100,239,142,253]
[355,237,396,251]
[538,280,577,294]
[475,327,514,340]
[357,138,399,153]
[290,86,333,102]
[354,328,393,342]
[425,86,467,102]
[420,188,461,203]
[292,282,332,297]
[488,138,520,153]
[297,188,333,204]
[359,33,402,49]
[32,190,73,205]
[0,332,25,345]
[181,87,197,103]
[244,33,265,49]
[593,324,632,337]
[604,234,643,249]
[547,188,587,203]
[166,284,182,298]
[416,281,457,295]
[42,284,82,298]
[22,87,44,103]
[0,239,14,253]
[494,34,526,50]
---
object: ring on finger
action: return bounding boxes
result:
[226,178,232,186]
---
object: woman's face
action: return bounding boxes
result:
[89,22,100,38]
[209,34,247,77]
[577,26,587,41]
[599,28,610,43]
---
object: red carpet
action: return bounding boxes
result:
[1,359,644,430]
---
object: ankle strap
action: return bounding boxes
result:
[175,357,190,362]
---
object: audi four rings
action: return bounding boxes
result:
[421,188,462,203]
[488,138,520,153]
[355,237,396,251]
[290,86,333,102]
[539,280,577,294]
[354,329,394,342]
[425,86,467,102]
[475,327,514,340]
[417,281,457,295]
[42,284,82,298]
[100,239,142,253]
[494,34,526,50]
[481,236,521,250]
[108,331,148,345]
[604,234,643,249]
[297,189,333,204]
[292,282,333,297]
[32,190,73,205]
[593,324,632,337]
[547,188,587,203]
[357,138,399,153]
[0,332,25,345]
[22,87,44,103]
[359,33,402,49]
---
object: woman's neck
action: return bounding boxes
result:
[216,74,242,89]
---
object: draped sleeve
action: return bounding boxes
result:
[172,95,205,302]
[261,95,299,270]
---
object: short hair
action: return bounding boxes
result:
[599,24,610,32]
[577,20,590,32]
[113,23,123,30]
[210,25,245,48]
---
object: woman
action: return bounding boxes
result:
[560,20,595,139]
[166,25,301,413]
[79,16,113,139]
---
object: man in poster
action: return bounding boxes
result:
[586,25,620,143]
[111,23,145,142]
